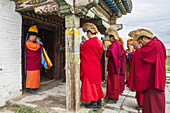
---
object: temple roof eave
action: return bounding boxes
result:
[13,0,132,31]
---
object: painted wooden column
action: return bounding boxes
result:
[65,15,80,112]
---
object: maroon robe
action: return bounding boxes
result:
[80,36,105,102]
[135,91,144,106]
[106,40,122,99]
[128,37,166,113]
[142,88,165,113]
[25,40,42,70]
[128,51,144,106]
[119,49,126,93]
[128,36,166,91]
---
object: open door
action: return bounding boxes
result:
[21,17,63,91]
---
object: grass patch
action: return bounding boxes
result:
[166,61,170,71]
[119,105,123,110]
[166,79,170,84]
[15,105,40,113]
[166,66,170,71]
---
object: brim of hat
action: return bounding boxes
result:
[28,32,39,37]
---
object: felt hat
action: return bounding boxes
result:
[82,23,98,34]
[29,25,38,33]
[106,28,119,40]
[128,30,137,38]
[134,29,153,40]
[28,25,39,36]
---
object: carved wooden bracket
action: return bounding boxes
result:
[34,2,59,15]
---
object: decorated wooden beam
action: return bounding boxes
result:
[113,0,127,15]
[86,5,110,23]
[34,2,59,15]
[98,0,113,16]
[21,11,64,26]
[121,0,132,13]
[15,0,56,12]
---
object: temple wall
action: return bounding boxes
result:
[0,0,22,107]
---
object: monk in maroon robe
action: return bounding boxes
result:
[25,25,42,94]
[81,23,105,111]
[129,50,144,109]
[100,37,105,81]
[105,28,122,103]
[128,29,166,113]
[119,37,126,94]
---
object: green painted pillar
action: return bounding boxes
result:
[65,15,80,112]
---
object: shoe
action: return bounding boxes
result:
[97,99,102,108]
[136,105,142,110]
[62,78,66,82]
[85,102,97,111]
[106,98,118,104]
[131,89,135,92]
[28,89,37,94]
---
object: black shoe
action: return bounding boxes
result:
[97,99,102,108]
[28,89,37,94]
[106,98,118,104]
[130,89,135,92]
[136,105,142,110]
[62,78,66,82]
[85,102,97,111]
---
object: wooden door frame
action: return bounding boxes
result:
[21,16,64,91]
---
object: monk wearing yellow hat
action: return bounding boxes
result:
[127,29,166,113]
[25,25,42,94]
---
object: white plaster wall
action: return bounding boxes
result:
[0,0,22,107]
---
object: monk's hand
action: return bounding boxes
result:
[36,37,41,41]
[132,41,141,50]
[127,44,132,51]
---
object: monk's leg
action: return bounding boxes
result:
[119,74,125,93]
[26,70,40,89]
[106,73,120,100]
[142,88,165,113]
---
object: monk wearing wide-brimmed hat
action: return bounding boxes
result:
[105,28,123,103]
[126,30,144,110]
[128,28,166,113]
[80,23,104,111]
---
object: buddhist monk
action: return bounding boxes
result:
[125,38,135,84]
[128,29,166,113]
[127,31,144,110]
[80,23,105,111]
[119,37,126,94]
[105,28,122,103]
[25,25,42,94]
[101,37,105,82]
[59,42,66,82]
